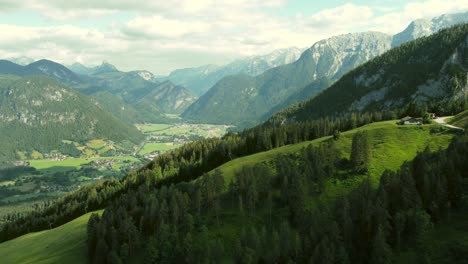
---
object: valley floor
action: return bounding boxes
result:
[0,122,231,226]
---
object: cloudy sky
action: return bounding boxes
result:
[0,0,467,74]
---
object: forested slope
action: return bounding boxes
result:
[0,75,144,162]
[86,123,466,263]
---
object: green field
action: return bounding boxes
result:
[135,123,231,156]
[0,211,102,264]
[449,110,468,128]
[136,123,173,133]
[28,156,140,172]
[136,123,230,138]
[138,142,176,155]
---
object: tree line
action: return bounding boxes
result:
[86,131,468,263]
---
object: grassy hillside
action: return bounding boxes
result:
[0,211,102,264]
[449,110,468,128]
[211,121,454,184]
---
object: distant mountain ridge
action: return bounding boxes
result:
[182,32,392,126]
[392,11,468,47]
[164,47,305,95]
[74,67,197,122]
[182,11,468,127]
[0,75,144,161]
[68,61,122,76]
[0,59,195,124]
[0,59,81,85]
[267,24,468,125]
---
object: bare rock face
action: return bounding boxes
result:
[300,32,392,82]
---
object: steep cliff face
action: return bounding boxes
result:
[300,32,392,81]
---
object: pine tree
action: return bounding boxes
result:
[94,238,109,264]
[350,131,370,173]
[183,233,194,263]
[108,250,123,264]
[370,225,392,264]
[87,213,100,260]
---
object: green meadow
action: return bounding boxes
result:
[0,211,103,264]
[28,156,140,172]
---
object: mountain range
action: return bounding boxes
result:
[163,47,305,95]
[182,32,392,127]
[0,59,81,86]
[392,11,468,47]
[1,12,466,130]
[74,66,197,122]
[267,23,468,125]
[0,75,144,161]
[0,59,197,124]
[182,11,468,127]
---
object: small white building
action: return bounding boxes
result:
[400,116,422,125]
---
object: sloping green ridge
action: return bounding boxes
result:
[211,121,454,185]
[201,120,458,259]
[0,211,102,264]
[450,109,468,128]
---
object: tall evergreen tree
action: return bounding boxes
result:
[350,131,370,173]
[370,225,392,264]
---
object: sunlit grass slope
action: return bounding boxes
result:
[449,110,468,128]
[0,211,102,264]
[207,120,457,210]
[212,120,455,183]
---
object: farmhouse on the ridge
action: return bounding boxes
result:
[399,116,422,125]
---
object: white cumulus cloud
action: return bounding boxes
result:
[0,0,466,74]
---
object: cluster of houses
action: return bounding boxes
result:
[88,159,117,170]
[44,153,67,161]
[144,152,160,160]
